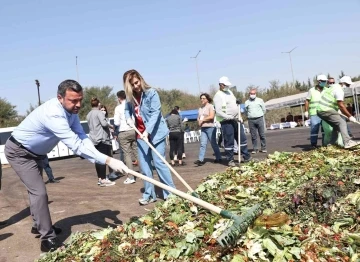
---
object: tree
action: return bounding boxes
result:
[339,70,345,79]
[0,97,20,127]
[78,86,118,121]
[25,103,39,116]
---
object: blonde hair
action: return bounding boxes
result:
[123,69,151,103]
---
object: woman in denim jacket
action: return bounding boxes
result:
[124,69,176,205]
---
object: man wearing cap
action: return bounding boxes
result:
[316,76,359,148]
[304,75,327,148]
[244,88,267,154]
[213,76,251,167]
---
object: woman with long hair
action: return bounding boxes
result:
[166,109,185,166]
[194,93,222,166]
[86,98,115,186]
[123,69,176,205]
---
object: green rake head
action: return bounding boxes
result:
[217,204,262,247]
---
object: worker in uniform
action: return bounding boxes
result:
[316,76,359,148]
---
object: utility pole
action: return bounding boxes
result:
[76,56,80,82]
[282,47,297,87]
[35,79,41,106]
[190,50,201,93]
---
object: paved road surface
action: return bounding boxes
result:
[0,125,359,261]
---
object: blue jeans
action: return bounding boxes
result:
[310,115,324,146]
[221,120,250,161]
[137,138,176,201]
[42,157,54,181]
[198,127,222,161]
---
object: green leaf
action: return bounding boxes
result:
[231,254,246,262]
[167,248,182,259]
[289,247,302,260]
[262,238,280,256]
[272,234,296,246]
[90,228,113,240]
[185,232,197,243]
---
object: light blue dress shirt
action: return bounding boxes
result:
[12,98,108,164]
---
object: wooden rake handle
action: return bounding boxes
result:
[132,126,195,193]
[127,169,222,214]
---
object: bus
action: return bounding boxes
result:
[0,118,119,165]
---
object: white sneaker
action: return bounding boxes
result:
[124,178,136,184]
[344,140,360,149]
[99,179,116,187]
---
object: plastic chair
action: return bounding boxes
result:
[190,131,199,142]
[184,132,191,143]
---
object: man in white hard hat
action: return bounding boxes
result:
[304,74,327,148]
[316,76,359,148]
[213,76,251,167]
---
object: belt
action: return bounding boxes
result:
[9,136,45,158]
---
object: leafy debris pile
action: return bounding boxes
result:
[38,147,360,262]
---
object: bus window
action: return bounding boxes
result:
[0,132,12,145]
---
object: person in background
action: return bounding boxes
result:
[316,76,359,148]
[213,76,251,167]
[244,89,267,154]
[87,98,116,187]
[4,80,129,252]
[304,74,327,148]
[114,90,138,184]
[327,77,335,86]
[166,109,185,166]
[184,123,190,133]
[174,105,186,159]
[124,69,176,205]
[42,156,59,183]
[194,93,222,166]
[286,112,294,122]
[99,105,119,180]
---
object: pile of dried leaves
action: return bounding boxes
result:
[38,146,360,262]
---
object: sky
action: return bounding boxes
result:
[1,0,359,114]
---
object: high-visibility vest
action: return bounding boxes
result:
[214,89,236,122]
[317,85,340,112]
[308,87,322,116]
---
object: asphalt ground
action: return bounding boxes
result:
[0,125,359,262]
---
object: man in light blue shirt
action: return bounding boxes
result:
[244,89,267,153]
[5,80,129,252]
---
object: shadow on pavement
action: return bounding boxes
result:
[0,233,13,241]
[53,209,123,243]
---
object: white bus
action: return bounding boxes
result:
[0,119,119,165]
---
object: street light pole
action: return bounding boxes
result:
[190,50,201,93]
[35,79,41,106]
[76,56,80,82]
[282,46,297,87]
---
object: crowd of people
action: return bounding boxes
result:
[1,70,358,253]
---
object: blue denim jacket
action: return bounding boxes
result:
[125,88,169,144]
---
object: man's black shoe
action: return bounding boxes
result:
[213,159,222,164]
[40,238,64,252]
[194,160,205,166]
[48,179,60,183]
[32,226,62,235]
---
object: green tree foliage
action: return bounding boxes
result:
[78,86,118,121]
[157,88,199,116]
[0,97,21,127]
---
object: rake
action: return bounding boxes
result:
[127,168,262,247]
[132,125,199,197]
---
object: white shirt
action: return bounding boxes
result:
[332,84,344,101]
[114,101,133,132]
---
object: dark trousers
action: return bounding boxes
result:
[248,116,266,151]
[221,120,250,161]
[169,132,182,160]
[180,132,185,154]
[94,142,112,179]
[5,139,55,241]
